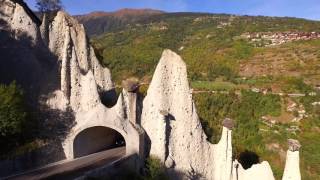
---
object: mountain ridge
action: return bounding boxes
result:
[74,8,165,18]
[75,8,320,37]
[74,8,165,36]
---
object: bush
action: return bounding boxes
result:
[232,40,254,59]
[208,63,237,81]
[145,157,168,180]
[281,77,313,93]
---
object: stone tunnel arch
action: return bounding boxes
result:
[62,110,144,160]
[73,126,126,158]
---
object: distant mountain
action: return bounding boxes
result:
[74,8,164,36]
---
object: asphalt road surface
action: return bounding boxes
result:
[4,146,126,180]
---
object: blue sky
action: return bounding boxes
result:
[25,0,320,20]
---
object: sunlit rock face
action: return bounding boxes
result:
[0,0,41,43]
[141,50,233,179]
[213,122,233,180]
[43,11,114,111]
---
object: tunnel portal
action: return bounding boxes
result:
[73,126,125,158]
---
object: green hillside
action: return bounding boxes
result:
[89,13,320,179]
[91,13,320,82]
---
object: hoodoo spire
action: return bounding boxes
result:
[282,139,301,180]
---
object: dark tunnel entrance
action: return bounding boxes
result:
[73,126,125,158]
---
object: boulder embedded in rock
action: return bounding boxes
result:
[282,139,301,180]
[223,118,235,130]
[122,78,139,92]
[288,139,301,152]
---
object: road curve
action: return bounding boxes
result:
[4,146,126,180]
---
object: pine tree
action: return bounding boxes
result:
[35,0,63,13]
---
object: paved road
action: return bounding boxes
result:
[4,146,126,180]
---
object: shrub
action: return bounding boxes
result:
[281,77,313,93]
[232,40,254,59]
[145,157,168,180]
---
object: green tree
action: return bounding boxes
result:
[35,0,62,13]
[0,82,27,154]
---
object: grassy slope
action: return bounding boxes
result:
[92,13,320,83]
[90,13,320,179]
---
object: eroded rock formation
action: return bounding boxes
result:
[141,50,234,179]
[0,0,144,169]
[282,139,301,180]
[42,11,114,112]
[39,10,144,161]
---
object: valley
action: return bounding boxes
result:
[85,11,320,179]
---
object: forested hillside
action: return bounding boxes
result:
[83,12,320,179]
[75,8,164,36]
